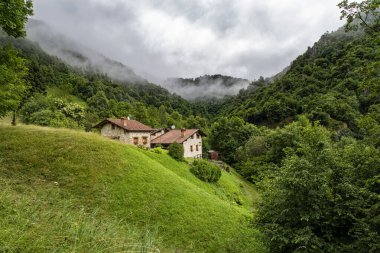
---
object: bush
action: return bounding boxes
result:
[168,142,184,161]
[151,147,165,154]
[190,160,221,183]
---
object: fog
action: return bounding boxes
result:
[32,0,344,81]
[164,76,250,99]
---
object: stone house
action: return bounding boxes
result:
[94,117,154,148]
[151,129,204,158]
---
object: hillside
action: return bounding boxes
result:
[0,123,265,253]
[217,31,379,130]
[0,31,204,130]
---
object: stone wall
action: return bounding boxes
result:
[100,123,151,148]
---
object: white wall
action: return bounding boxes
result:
[183,133,202,158]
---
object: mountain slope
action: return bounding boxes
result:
[0,30,198,129]
[26,19,146,84]
[0,123,265,253]
[217,30,379,130]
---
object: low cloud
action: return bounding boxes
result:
[163,75,250,99]
[27,20,145,83]
[32,0,344,82]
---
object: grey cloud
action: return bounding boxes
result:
[32,0,345,93]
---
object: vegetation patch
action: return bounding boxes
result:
[190,160,222,183]
[168,142,184,161]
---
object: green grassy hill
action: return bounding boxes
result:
[0,124,265,253]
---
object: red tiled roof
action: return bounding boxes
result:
[151,129,200,144]
[94,118,154,132]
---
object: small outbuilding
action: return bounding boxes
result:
[208,150,219,161]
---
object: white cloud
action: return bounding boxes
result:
[32,0,345,82]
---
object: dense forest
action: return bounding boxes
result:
[0,0,379,252]
[0,32,210,131]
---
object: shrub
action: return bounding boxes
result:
[168,142,184,161]
[151,147,165,154]
[190,160,221,183]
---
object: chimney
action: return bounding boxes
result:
[121,117,128,126]
[181,128,186,138]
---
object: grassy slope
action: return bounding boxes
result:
[0,124,265,253]
[47,87,87,105]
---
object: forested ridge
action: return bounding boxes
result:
[0,32,209,130]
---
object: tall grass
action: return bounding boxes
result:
[0,180,158,252]
[0,125,266,252]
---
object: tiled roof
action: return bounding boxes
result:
[94,118,154,132]
[151,129,200,144]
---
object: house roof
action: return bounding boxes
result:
[151,128,167,134]
[93,118,154,132]
[151,129,202,144]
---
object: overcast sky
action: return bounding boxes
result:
[33,0,345,82]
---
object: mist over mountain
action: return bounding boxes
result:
[26,19,146,84]
[25,20,257,99]
[164,75,251,99]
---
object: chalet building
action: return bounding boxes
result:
[94,117,154,148]
[151,129,204,158]
[95,118,204,158]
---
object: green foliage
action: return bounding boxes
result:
[151,147,165,154]
[338,0,380,34]
[206,29,380,134]
[209,116,259,164]
[190,160,222,183]
[20,94,85,129]
[0,0,33,37]
[254,118,380,253]
[0,45,29,118]
[168,142,184,161]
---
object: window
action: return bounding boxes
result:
[190,145,193,152]
[111,124,115,130]
[196,134,200,139]
[142,136,148,145]
[133,137,139,145]
[196,145,199,151]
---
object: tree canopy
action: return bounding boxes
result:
[338,0,380,34]
[0,0,33,37]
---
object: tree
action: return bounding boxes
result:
[0,0,33,37]
[0,45,29,119]
[168,142,184,161]
[255,119,380,252]
[87,91,110,119]
[209,117,259,164]
[0,0,33,122]
[338,0,380,34]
